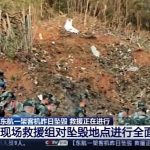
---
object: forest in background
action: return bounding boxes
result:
[1,0,150,29]
[0,0,150,57]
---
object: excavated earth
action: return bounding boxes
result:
[1,16,150,118]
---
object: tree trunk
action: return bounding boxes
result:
[84,0,90,27]
[94,1,99,17]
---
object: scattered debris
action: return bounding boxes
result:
[38,94,43,101]
[64,19,79,34]
[81,67,86,70]
[52,41,55,45]
[39,33,43,40]
[127,66,139,72]
[34,77,38,85]
[1,16,150,117]
[91,45,100,58]
[40,59,47,63]
[80,32,96,39]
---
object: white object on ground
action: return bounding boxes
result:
[38,94,43,101]
[81,67,86,70]
[91,45,100,58]
[127,66,139,72]
[41,59,47,63]
[52,41,55,44]
[64,19,79,34]
[39,33,43,40]
[128,49,132,52]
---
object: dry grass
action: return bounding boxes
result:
[0,0,150,58]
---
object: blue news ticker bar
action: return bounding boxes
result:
[0,139,150,147]
[0,117,113,126]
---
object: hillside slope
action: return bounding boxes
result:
[1,16,150,117]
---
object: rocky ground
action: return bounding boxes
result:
[1,16,150,118]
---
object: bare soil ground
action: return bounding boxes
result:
[1,16,150,116]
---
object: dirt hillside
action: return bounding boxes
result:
[1,16,150,117]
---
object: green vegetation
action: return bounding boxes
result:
[0,0,150,58]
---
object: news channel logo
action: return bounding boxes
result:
[45,140,68,146]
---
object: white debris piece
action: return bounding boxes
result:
[68,55,74,58]
[52,41,55,45]
[127,66,139,72]
[128,49,132,52]
[34,79,38,85]
[56,62,61,70]
[66,76,73,80]
[64,19,79,34]
[91,45,100,58]
[69,59,74,63]
[39,33,43,40]
[40,59,47,63]
[38,94,43,101]
[81,67,86,70]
